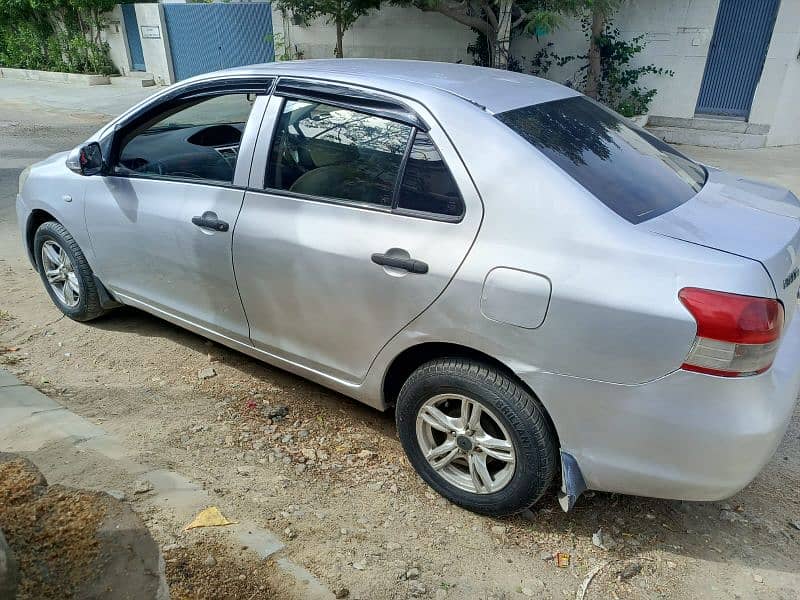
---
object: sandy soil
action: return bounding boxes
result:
[1,104,799,600]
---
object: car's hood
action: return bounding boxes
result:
[644,167,800,315]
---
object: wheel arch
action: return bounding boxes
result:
[382,341,561,446]
[25,208,60,270]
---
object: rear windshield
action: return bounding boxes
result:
[496,96,706,224]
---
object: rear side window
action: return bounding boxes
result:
[395,131,463,217]
[496,96,706,224]
[266,99,411,207]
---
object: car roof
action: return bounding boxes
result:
[224,59,579,114]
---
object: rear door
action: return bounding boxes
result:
[234,83,482,383]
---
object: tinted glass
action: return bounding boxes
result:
[496,96,706,223]
[266,99,412,207]
[118,94,254,183]
[395,131,463,217]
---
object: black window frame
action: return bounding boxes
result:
[262,93,466,223]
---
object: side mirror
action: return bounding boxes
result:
[66,142,104,176]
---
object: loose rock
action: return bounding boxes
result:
[198,367,217,380]
[618,562,641,581]
[591,528,616,551]
[264,405,289,421]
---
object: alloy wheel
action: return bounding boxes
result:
[41,240,80,308]
[415,393,516,494]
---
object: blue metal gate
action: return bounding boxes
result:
[162,3,275,82]
[122,4,146,72]
[695,0,781,118]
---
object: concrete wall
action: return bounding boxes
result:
[274,6,473,63]
[511,0,720,119]
[104,3,173,84]
[134,4,173,85]
[753,1,800,146]
[511,0,800,145]
[102,5,131,76]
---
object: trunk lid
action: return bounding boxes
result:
[644,167,800,319]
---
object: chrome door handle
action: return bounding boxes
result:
[192,211,229,232]
[371,252,429,274]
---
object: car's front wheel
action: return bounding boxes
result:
[34,221,107,322]
[396,358,558,516]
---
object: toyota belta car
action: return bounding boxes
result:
[17,60,800,516]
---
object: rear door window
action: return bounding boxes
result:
[395,131,464,218]
[266,99,411,207]
[496,96,706,224]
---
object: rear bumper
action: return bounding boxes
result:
[522,311,800,501]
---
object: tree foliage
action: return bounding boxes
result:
[558,19,673,116]
[395,0,585,68]
[277,0,381,58]
[0,0,116,74]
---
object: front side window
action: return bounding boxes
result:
[117,93,255,184]
[266,99,411,207]
[496,96,706,224]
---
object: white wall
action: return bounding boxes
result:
[104,3,174,84]
[511,0,721,119]
[134,3,173,85]
[275,6,473,63]
[753,0,800,146]
[511,0,800,146]
[102,5,132,76]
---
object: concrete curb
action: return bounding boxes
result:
[0,67,110,86]
[0,367,333,599]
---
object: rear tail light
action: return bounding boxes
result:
[678,287,784,377]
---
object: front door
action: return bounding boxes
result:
[695,0,781,118]
[84,91,267,341]
[234,91,481,383]
[121,4,146,72]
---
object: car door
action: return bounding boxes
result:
[84,83,271,341]
[234,82,482,383]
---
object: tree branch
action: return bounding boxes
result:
[419,1,491,35]
[511,7,528,30]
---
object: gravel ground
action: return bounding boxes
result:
[1,100,799,599]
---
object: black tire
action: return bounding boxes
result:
[33,221,107,322]
[396,358,558,516]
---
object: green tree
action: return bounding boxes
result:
[393,0,584,69]
[277,0,382,58]
[583,0,622,98]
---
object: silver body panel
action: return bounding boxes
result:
[17,60,800,503]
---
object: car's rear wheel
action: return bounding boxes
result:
[34,221,106,322]
[396,358,558,516]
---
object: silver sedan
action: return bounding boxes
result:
[17,60,800,515]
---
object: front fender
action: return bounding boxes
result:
[19,152,93,271]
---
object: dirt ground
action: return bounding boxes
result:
[1,99,800,599]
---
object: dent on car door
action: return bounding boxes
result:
[233,91,483,383]
[83,88,269,339]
